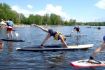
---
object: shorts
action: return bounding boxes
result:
[7,26,13,32]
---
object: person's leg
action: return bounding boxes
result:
[7,31,12,39]
[90,43,105,59]
[7,31,10,39]
[10,28,13,39]
[0,40,3,49]
[88,46,102,64]
[10,31,13,39]
[87,43,105,64]
[7,28,11,39]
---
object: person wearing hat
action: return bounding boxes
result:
[88,36,105,63]
[34,24,68,48]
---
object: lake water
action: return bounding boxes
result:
[0,25,105,70]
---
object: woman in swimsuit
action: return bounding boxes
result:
[34,24,68,48]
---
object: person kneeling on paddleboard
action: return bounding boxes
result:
[34,24,68,48]
[88,36,105,64]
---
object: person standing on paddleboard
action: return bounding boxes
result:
[89,36,105,63]
[6,19,14,39]
[34,24,68,48]
[73,26,80,33]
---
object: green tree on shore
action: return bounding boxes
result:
[0,3,105,26]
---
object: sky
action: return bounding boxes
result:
[0,0,105,22]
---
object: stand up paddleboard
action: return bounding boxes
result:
[16,44,93,52]
[1,39,25,42]
[70,59,105,68]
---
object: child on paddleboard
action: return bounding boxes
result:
[34,24,68,48]
[89,36,105,63]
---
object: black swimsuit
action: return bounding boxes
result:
[74,27,80,32]
[48,29,56,36]
[48,29,61,40]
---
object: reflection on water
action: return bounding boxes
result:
[0,26,105,70]
[39,51,66,70]
[7,42,13,54]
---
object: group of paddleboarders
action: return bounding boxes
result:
[34,24,105,64]
[73,26,105,64]
[0,19,14,52]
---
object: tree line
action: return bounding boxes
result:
[0,3,105,26]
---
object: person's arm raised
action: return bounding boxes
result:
[34,24,48,32]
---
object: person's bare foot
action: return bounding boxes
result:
[40,46,44,48]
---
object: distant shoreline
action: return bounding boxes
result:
[14,24,102,27]
[14,24,31,27]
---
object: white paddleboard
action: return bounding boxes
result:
[16,44,93,51]
[70,59,105,68]
[67,44,93,49]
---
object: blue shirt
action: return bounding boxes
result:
[7,20,14,27]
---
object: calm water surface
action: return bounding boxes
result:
[0,25,105,70]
